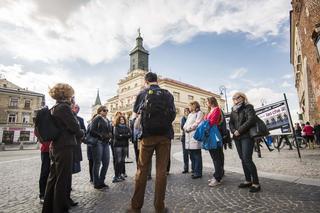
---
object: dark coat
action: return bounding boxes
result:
[229,103,256,139]
[73,115,86,162]
[180,116,187,142]
[133,84,176,139]
[113,125,132,147]
[90,115,112,143]
[51,101,84,149]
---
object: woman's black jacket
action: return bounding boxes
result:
[229,103,256,139]
[90,115,112,143]
[113,125,131,147]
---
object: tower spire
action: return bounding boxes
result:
[94,89,101,106]
[129,28,149,72]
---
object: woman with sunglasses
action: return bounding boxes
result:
[90,106,112,189]
[229,92,261,193]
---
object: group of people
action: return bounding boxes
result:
[38,72,263,213]
[179,93,260,191]
[295,122,320,149]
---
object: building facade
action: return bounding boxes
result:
[0,78,45,143]
[290,0,320,123]
[104,31,225,135]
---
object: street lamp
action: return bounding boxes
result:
[219,85,228,113]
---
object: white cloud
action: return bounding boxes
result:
[281,81,291,88]
[282,74,293,79]
[0,64,117,122]
[230,67,248,79]
[0,0,291,64]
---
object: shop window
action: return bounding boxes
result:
[20,131,30,141]
[2,130,14,144]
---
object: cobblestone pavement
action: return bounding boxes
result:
[0,142,320,213]
[175,142,320,185]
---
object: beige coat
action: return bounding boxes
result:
[183,111,204,150]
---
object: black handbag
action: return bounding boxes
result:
[249,116,270,138]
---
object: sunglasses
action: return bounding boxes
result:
[102,109,108,112]
[232,96,242,100]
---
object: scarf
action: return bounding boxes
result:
[232,101,244,112]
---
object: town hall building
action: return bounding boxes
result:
[94,31,225,135]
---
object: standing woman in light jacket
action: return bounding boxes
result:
[183,101,204,179]
[229,92,261,193]
[205,96,224,187]
[90,106,112,189]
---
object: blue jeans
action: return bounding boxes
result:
[114,146,128,177]
[92,142,110,186]
[189,149,202,177]
[234,137,259,184]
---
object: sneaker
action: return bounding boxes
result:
[113,176,123,183]
[208,179,221,187]
[94,185,104,189]
[101,183,109,188]
[249,185,261,193]
[191,175,202,179]
[182,170,188,174]
[208,178,214,182]
[238,182,252,188]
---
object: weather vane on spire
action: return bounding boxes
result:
[138,28,141,37]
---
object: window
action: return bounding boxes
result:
[173,92,180,101]
[201,98,206,106]
[22,113,30,124]
[9,97,18,107]
[8,113,17,123]
[188,95,194,101]
[24,100,31,109]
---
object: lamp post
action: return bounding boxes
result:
[219,85,228,113]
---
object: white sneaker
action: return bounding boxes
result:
[208,179,221,187]
[208,178,214,182]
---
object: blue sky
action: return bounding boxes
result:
[0,0,297,121]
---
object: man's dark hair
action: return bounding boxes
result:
[145,72,157,83]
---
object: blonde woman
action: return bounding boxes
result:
[229,92,261,193]
[42,83,84,213]
[183,101,204,179]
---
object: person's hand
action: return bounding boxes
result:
[234,130,240,137]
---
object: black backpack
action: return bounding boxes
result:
[218,111,232,149]
[141,88,172,135]
[34,105,61,143]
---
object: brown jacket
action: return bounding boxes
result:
[51,101,84,149]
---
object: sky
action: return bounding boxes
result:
[0,0,298,122]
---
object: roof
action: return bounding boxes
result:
[0,78,44,97]
[160,77,219,97]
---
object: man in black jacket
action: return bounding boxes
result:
[129,72,176,213]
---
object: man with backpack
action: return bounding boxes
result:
[129,72,176,213]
